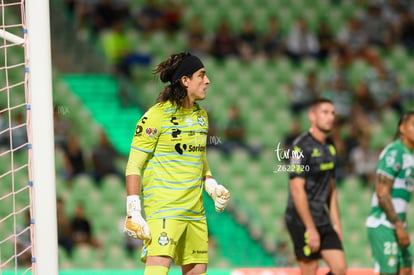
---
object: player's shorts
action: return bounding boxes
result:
[141,218,208,266]
[285,221,343,260]
[367,225,412,274]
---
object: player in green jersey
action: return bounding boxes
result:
[366,111,414,275]
[123,52,231,275]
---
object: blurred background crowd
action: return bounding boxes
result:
[2,0,414,270]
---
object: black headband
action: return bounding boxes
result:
[170,55,204,83]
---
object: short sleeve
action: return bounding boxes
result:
[376,148,401,179]
[130,106,162,153]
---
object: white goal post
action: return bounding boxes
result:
[26,0,59,274]
[1,0,58,273]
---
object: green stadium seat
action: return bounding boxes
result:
[70,174,97,204]
[103,245,129,269]
[71,244,101,269]
[100,175,124,206]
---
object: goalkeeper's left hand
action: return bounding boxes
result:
[205,177,231,212]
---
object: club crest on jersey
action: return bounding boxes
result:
[158,232,169,246]
[197,115,206,127]
[145,127,158,137]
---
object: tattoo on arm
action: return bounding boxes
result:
[377,174,400,224]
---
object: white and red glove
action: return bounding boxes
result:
[205,178,231,212]
[123,195,151,240]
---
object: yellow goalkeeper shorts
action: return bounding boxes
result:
[142,218,208,265]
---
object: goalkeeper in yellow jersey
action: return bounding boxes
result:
[123,52,231,275]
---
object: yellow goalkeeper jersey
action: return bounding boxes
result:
[130,101,209,221]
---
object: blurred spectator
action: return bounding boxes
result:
[343,122,362,162]
[365,57,402,113]
[133,0,164,34]
[321,77,354,124]
[90,0,118,35]
[283,118,302,150]
[331,124,348,182]
[210,20,239,60]
[57,197,74,256]
[321,52,351,92]
[62,135,87,183]
[186,16,210,57]
[349,133,378,186]
[71,203,99,247]
[288,70,320,114]
[237,17,260,61]
[336,16,369,60]
[63,0,76,14]
[316,20,336,61]
[382,0,405,44]
[399,10,414,53]
[285,18,320,64]
[54,106,72,149]
[361,3,392,49]
[91,130,122,185]
[352,80,379,123]
[70,0,98,37]
[261,16,284,58]
[221,105,260,158]
[100,19,152,78]
[162,0,185,34]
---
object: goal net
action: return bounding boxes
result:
[1,1,58,274]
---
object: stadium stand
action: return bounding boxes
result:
[3,0,414,270]
[51,0,414,269]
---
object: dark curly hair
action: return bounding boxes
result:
[154,52,192,107]
[396,110,414,139]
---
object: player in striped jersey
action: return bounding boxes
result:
[123,52,230,275]
[366,111,414,275]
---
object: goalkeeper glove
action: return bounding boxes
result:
[205,178,230,212]
[123,195,151,240]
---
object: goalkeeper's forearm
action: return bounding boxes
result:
[126,174,141,196]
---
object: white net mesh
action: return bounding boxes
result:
[0,1,33,273]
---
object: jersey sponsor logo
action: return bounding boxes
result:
[188,144,206,152]
[175,143,187,154]
[158,232,169,246]
[170,116,179,125]
[174,143,206,154]
[171,128,181,138]
[145,127,158,137]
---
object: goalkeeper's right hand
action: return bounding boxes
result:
[205,177,231,212]
[123,195,151,240]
